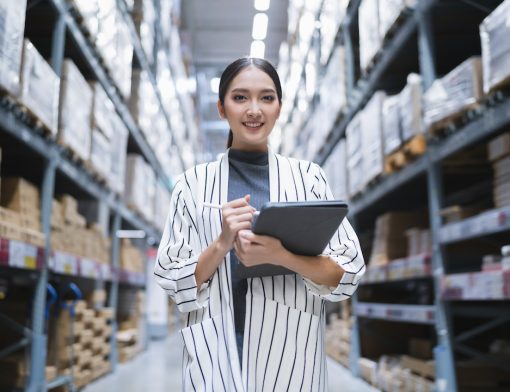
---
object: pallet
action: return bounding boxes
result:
[384,134,427,174]
[427,101,482,137]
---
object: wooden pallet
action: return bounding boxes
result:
[384,134,427,174]
[427,101,482,137]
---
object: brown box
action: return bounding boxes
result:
[409,338,434,360]
[401,355,435,379]
[0,207,21,226]
[358,357,378,386]
[488,132,510,162]
[439,205,483,224]
[0,221,23,242]
[0,177,40,214]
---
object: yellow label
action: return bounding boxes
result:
[64,263,72,274]
[24,256,36,269]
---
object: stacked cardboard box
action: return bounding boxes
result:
[369,211,428,266]
[18,40,60,136]
[51,194,110,263]
[359,0,381,73]
[423,57,484,133]
[48,301,112,388]
[399,73,424,142]
[346,111,364,197]
[0,177,45,247]
[109,111,128,195]
[361,91,386,184]
[0,0,26,96]
[481,0,510,93]
[488,132,510,208]
[404,227,432,256]
[155,182,172,232]
[129,69,160,144]
[319,0,348,65]
[117,291,145,363]
[323,139,348,201]
[382,94,402,155]
[124,154,157,222]
[325,303,353,369]
[120,239,144,274]
[58,60,92,162]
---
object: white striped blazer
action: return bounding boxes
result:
[154,148,365,392]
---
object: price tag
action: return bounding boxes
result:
[53,252,78,275]
[9,240,37,270]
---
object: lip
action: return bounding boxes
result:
[243,122,264,131]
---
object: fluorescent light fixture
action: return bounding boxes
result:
[116,230,146,239]
[254,0,270,11]
[250,40,265,58]
[252,13,268,40]
[210,77,220,94]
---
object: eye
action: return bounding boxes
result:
[262,95,276,102]
[233,95,246,101]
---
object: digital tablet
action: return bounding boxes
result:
[235,200,348,279]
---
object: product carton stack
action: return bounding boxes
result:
[325,302,353,368]
[155,182,172,232]
[117,291,146,363]
[359,0,381,73]
[89,82,113,183]
[361,91,386,185]
[120,239,144,274]
[323,139,348,201]
[481,0,510,94]
[18,39,60,136]
[58,60,92,162]
[423,57,484,134]
[129,69,159,143]
[124,154,156,221]
[487,132,510,208]
[90,306,114,381]
[378,0,417,42]
[0,0,26,97]
[399,73,424,143]
[51,194,110,264]
[382,94,402,156]
[109,111,128,195]
[346,111,365,197]
[369,211,428,266]
[0,177,45,247]
[67,0,99,39]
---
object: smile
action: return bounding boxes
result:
[243,122,264,129]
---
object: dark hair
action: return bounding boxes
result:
[218,57,282,148]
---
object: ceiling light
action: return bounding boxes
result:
[254,0,270,11]
[250,40,265,58]
[252,13,268,40]
[210,77,220,94]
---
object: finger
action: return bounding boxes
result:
[226,196,251,209]
[233,221,253,232]
[224,206,255,217]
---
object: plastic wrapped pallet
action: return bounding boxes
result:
[89,129,112,181]
[110,112,128,195]
[18,40,60,136]
[382,94,402,155]
[124,154,148,214]
[0,0,26,96]
[480,0,510,93]
[423,57,483,132]
[69,0,99,39]
[378,0,416,40]
[399,73,423,142]
[359,0,381,73]
[90,82,114,139]
[346,111,364,197]
[58,60,92,161]
[323,138,348,201]
[361,91,386,184]
[133,0,156,64]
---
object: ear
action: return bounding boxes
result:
[217,100,225,119]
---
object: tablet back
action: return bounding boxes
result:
[235,200,348,278]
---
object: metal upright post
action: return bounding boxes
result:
[26,156,57,392]
[417,5,458,391]
[109,213,122,371]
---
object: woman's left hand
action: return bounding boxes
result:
[234,230,287,266]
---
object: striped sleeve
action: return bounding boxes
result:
[154,174,210,312]
[302,164,366,301]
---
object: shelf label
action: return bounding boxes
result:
[52,252,78,275]
[9,240,37,270]
[80,258,98,278]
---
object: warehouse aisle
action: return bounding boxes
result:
[83,332,378,392]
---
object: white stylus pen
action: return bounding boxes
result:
[202,202,259,215]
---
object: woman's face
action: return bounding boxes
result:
[218,65,281,151]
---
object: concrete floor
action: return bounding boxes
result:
[83,332,379,392]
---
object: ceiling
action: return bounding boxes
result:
[180,0,289,160]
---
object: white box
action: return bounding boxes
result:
[0,0,26,96]
[379,0,416,40]
[359,0,381,72]
[346,111,364,196]
[91,82,114,139]
[19,40,60,136]
[90,129,112,181]
[361,91,386,184]
[58,60,92,161]
[399,73,423,141]
[110,112,128,194]
[382,94,402,155]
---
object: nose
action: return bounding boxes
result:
[247,101,261,117]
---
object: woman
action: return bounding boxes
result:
[154,57,365,391]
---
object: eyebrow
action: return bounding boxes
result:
[231,88,276,94]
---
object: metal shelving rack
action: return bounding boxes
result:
[287,0,510,390]
[0,1,188,391]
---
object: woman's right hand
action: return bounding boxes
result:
[218,195,256,250]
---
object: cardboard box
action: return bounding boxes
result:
[361,91,386,184]
[0,206,21,227]
[481,0,510,93]
[1,177,40,214]
[359,0,381,72]
[58,60,92,161]
[488,132,510,162]
[423,57,484,131]
[109,112,128,194]
[399,73,424,141]
[19,40,60,136]
[346,111,364,196]
[0,0,26,96]
[382,94,402,155]
[90,82,114,139]
[401,355,435,379]
[358,357,378,386]
[89,128,112,180]
[379,0,416,40]
[409,338,434,360]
